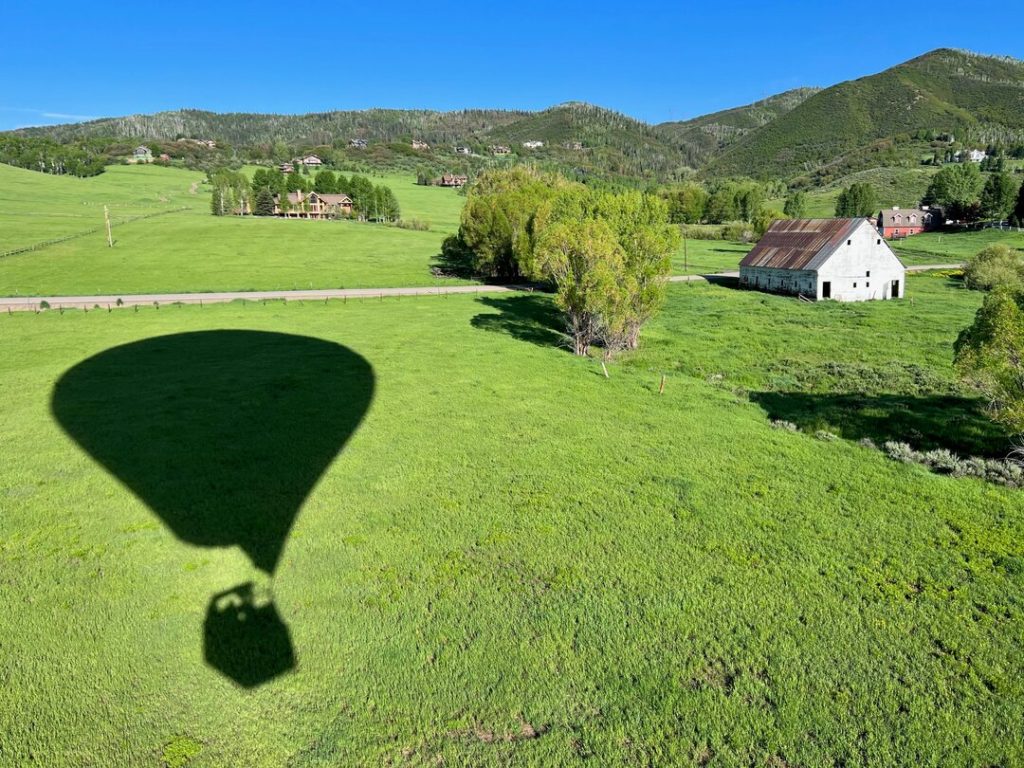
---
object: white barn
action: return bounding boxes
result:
[739,218,905,302]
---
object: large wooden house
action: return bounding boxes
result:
[272,191,353,219]
[439,174,469,187]
[739,218,905,302]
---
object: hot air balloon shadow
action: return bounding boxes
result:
[52,330,374,687]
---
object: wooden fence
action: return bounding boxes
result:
[0,207,191,259]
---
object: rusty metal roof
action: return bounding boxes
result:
[740,218,865,271]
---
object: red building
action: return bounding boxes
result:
[877,207,934,239]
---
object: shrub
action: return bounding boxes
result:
[770,419,799,432]
[395,218,431,231]
[963,244,1024,291]
[884,441,917,463]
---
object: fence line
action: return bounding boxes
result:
[0,207,191,259]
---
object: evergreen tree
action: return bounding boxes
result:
[783,191,807,218]
[835,183,877,218]
[253,187,275,216]
[1013,182,1024,226]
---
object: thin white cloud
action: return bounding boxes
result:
[42,111,98,121]
[0,106,98,122]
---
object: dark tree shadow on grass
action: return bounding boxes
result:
[52,330,374,687]
[430,234,478,279]
[703,274,741,288]
[751,391,1009,458]
[470,294,566,349]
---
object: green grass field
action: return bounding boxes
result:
[0,164,469,295]
[0,163,207,253]
[892,227,1024,263]
[2,275,1022,766]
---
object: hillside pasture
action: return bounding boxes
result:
[0,163,206,253]
[1,275,1022,766]
[0,164,469,296]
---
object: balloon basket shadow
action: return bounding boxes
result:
[204,582,296,688]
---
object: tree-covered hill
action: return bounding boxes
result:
[7,48,1024,188]
[705,49,1024,182]
[12,108,532,148]
[655,87,820,165]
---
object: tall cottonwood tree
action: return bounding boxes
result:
[955,288,1024,432]
[532,218,631,356]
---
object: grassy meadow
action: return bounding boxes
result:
[0,164,469,295]
[2,274,1023,766]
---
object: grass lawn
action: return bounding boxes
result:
[892,228,1024,264]
[0,164,469,295]
[672,239,749,274]
[2,275,1021,766]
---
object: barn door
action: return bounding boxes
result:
[890,279,900,299]
[822,281,831,299]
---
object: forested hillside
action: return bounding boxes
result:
[706,49,1024,183]
[7,48,1024,188]
[656,88,820,166]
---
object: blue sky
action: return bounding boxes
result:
[2,0,1022,131]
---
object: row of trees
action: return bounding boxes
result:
[0,135,107,177]
[455,168,679,356]
[661,179,787,226]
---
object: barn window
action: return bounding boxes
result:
[853,282,858,288]
[877,239,881,245]
[866,282,870,287]
[866,271,871,277]
[847,239,852,245]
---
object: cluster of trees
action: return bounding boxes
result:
[212,167,400,221]
[209,169,250,216]
[924,163,1023,222]
[0,135,107,177]
[956,244,1024,433]
[455,167,679,356]
[834,183,878,217]
[661,180,781,226]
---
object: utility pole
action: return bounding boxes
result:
[683,235,688,284]
[104,206,113,247]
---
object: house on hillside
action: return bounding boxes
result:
[455,145,472,155]
[412,139,430,150]
[300,155,323,167]
[439,174,469,187]
[272,191,353,219]
[953,148,987,163]
[739,218,905,301]
[522,140,544,149]
[564,140,584,150]
[491,145,511,155]
[279,162,295,174]
[133,145,152,163]
[349,138,368,148]
[877,206,934,239]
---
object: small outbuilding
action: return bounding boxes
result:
[739,218,905,301]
